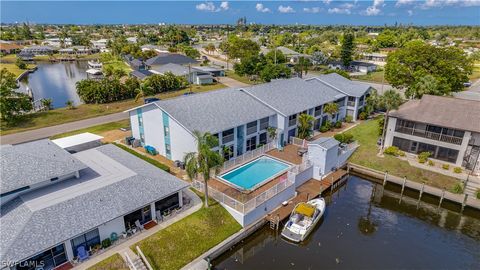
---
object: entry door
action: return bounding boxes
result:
[142,205,152,224]
[288,128,296,141]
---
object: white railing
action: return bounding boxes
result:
[124,252,137,270]
[136,246,153,270]
[289,137,307,147]
[220,141,276,173]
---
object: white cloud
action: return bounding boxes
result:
[220,1,229,11]
[328,7,352,14]
[304,7,322,13]
[278,5,295,13]
[256,3,271,13]
[341,3,355,9]
[195,1,229,12]
[363,0,385,16]
[407,9,413,15]
[323,0,332,4]
[395,0,415,7]
[421,0,480,9]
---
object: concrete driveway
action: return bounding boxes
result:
[217,76,249,88]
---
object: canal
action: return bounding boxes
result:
[213,175,480,269]
[18,61,88,109]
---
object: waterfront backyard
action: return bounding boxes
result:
[344,118,461,190]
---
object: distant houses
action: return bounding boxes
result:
[90,38,109,52]
[328,60,377,74]
[261,46,311,64]
[59,46,99,55]
[19,45,55,56]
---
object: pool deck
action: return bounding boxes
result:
[266,145,303,165]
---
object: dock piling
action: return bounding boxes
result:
[461,194,468,213]
[383,171,388,187]
[399,177,407,204]
[438,188,445,208]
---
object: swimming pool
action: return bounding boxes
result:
[219,156,291,191]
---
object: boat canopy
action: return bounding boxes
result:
[294,203,315,217]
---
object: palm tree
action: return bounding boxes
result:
[297,113,316,139]
[379,90,403,151]
[40,98,53,111]
[184,131,224,207]
[135,82,153,103]
[323,102,339,121]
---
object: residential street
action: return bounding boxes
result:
[0,111,128,145]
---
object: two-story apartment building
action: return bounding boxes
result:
[384,95,480,174]
[126,74,371,162]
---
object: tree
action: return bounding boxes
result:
[260,63,291,82]
[184,131,224,207]
[0,69,32,123]
[221,36,260,60]
[379,90,403,151]
[364,89,380,116]
[203,43,216,55]
[297,113,316,139]
[311,51,328,66]
[375,29,397,48]
[323,102,339,119]
[265,49,286,64]
[340,32,355,67]
[16,58,27,69]
[294,57,311,78]
[135,82,154,103]
[65,100,75,110]
[385,40,472,98]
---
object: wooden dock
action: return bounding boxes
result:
[266,169,348,229]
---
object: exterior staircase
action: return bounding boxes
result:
[121,247,151,270]
[464,176,480,197]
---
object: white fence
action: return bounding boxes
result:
[220,141,276,174]
[290,137,307,147]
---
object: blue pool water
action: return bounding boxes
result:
[220,157,290,190]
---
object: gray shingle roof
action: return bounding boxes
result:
[243,77,345,116]
[0,144,188,262]
[0,139,87,194]
[154,88,276,134]
[308,137,339,149]
[310,73,371,98]
[150,63,190,76]
[146,53,197,66]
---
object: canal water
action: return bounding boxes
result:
[213,175,480,269]
[18,61,88,109]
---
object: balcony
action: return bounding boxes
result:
[347,101,356,107]
[395,126,463,145]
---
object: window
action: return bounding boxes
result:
[222,129,234,144]
[259,117,269,131]
[417,142,436,156]
[288,114,297,127]
[259,133,267,145]
[222,144,234,160]
[314,106,322,117]
[336,98,345,107]
[427,125,442,134]
[246,121,258,135]
[246,136,257,152]
[164,126,170,137]
[392,137,412,152]
[18,244,67,270]
[71,229,100,257]
[165,144,171,155]
[155,193,179,215]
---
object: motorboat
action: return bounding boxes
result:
[281,198,326,243]
[87,60,103,69]
[86,68,103,75]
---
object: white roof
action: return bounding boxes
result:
[52,132,103,149]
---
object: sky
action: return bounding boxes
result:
[1,1,480,26]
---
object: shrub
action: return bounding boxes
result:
[335,121,342,128]
[101,238,111,249]
[442,164,450,170]
[334,133,354,144]
[345,115,353,123]
[398,150,406,157]
[384,146,399,156]
[476,189,480,200]
[428,160,435,166]
[418,152,431,163]
[319,126,329,133]
[450,182,464,194]
[378,117,385,136]
[453,167,462,173]
[113,143,170,173]
[358,111,368,120]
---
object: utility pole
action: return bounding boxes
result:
[188,64,193,93]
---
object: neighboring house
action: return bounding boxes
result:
[43,37,72,48]
[90,38,109,52]
[126,37,137,44]
[193,66,225,77]
[20,46,55,56]
[328,60,377,74]
[0,139,189,269]
[129,58,147,71]
[58,46,99,55]
[149,63,214,85]
[145,53,198,68]
[384,95,480,175]
[362,52,388,66]
[141,44,169,54]
[126,74,368,162]
[130,69,153,80]
[0,42,23,55]
[261,46,311,64]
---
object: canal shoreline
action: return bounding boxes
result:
[192,169,480,269]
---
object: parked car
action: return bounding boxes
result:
[144,97,160,104]
[463,82,472,87]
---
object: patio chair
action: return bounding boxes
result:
[156,210,162,223]
[135,220,144,231]
[77,246,89,262]
[110,232,118,243]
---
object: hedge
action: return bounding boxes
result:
[113,143,170,173]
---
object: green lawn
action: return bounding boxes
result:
[470,64,480,80]
[225,71,261,85]
[103,60,132,73]
[50,119,129,139]
[1,83,226,135]
[133,191,241,270]
[345,118,460,190]
[87,253,129,270]
[352,70,386,83]
[112,142,170,172]
[0,63,36,78]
